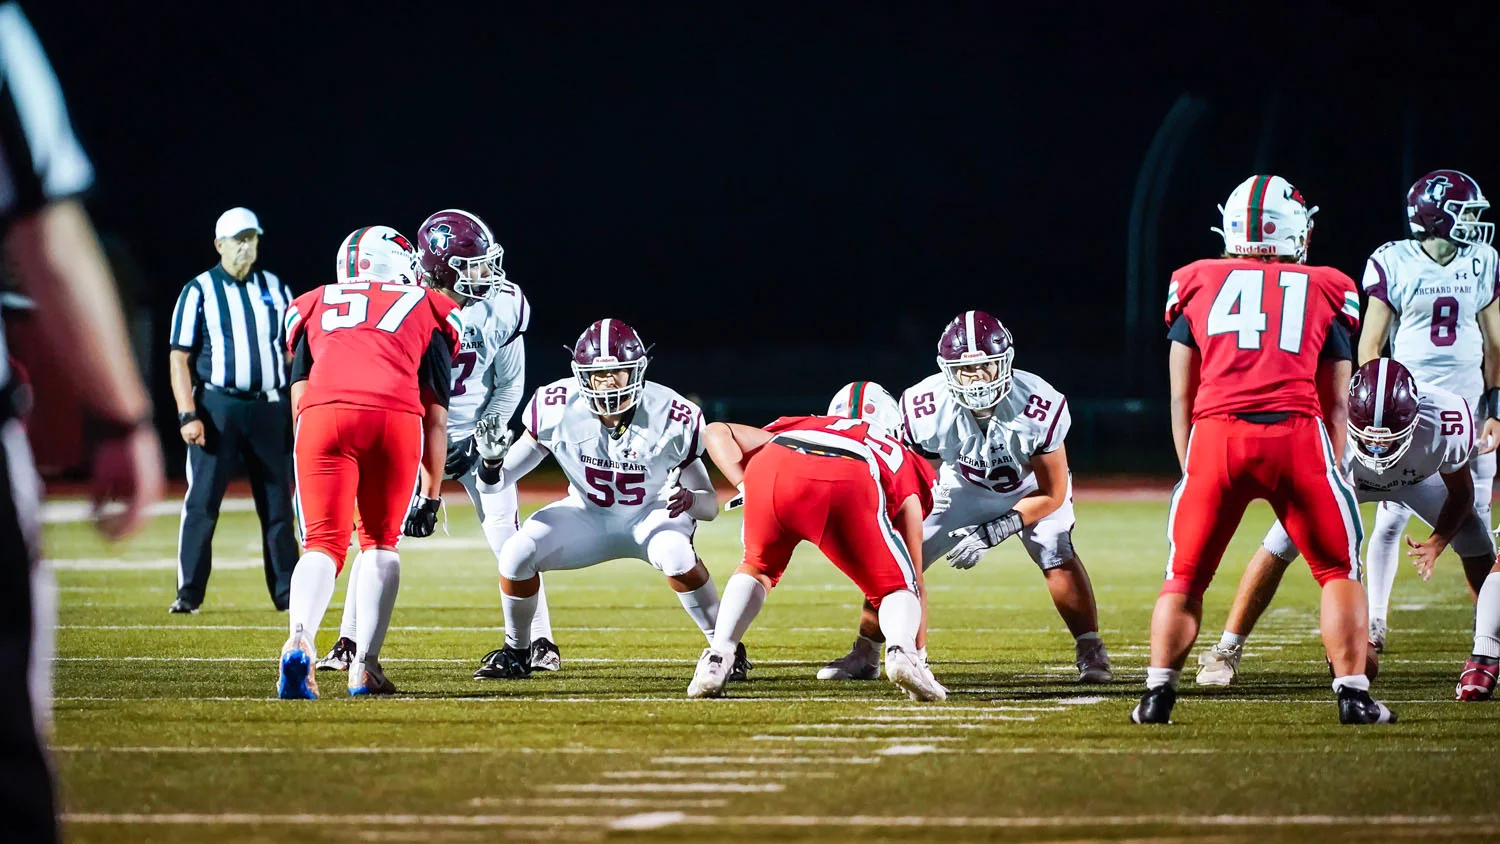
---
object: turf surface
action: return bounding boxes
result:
[48,494,1497,843]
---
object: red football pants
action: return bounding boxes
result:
[294,405,422,569]
[740,442,918,607]
[1165,414,1362,598]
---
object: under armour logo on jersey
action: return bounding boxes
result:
[428,224,453,251]
[1424,175,1452,203]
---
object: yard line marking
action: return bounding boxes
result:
[50,745,629,755]
[751,735,967,743]
[877,744,940,756]
[840,715,1044,723]
[650,756,878,766]
[51,694,1464,705]
[872,706,1065,713]
[51,558,264,572]
[609,812,687,831]
[53,656,813,666]
[600,771,831,780]
[478,798,728,809]
[53,624,1112,635]
[541,783,784,794]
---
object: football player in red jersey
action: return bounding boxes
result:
[276,226,462,700]
[1136,175,1396,726]
[689,382,947,701]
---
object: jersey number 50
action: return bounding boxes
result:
[320,283,426,334]
[1205,268,1314,353]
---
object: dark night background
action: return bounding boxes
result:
[21,3,1500,474]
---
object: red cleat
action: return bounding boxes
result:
[1456,656,1498,701]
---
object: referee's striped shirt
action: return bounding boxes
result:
[170,265,292,393]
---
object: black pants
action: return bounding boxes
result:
[0,421,56,844]
[177,388,298,608]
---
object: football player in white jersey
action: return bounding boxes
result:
[1193,359,1500,699]
[817,310,1112,684]
[466,319,752,680]
[1358,169,1500,653]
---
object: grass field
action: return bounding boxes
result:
[47,490,1497,843]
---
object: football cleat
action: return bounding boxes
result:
[1195,643,1242,686]
[530,638,562,672]
[1336,686,1397,724]
[688,647,734,699]
[167,598,199,614]
[816,639,881,681]
[885,645,946,702]
[728,642,753,682]
[1368,618,1388,654]
[1456,655,1498,701]
[1075,638,1114,683]
[473,647,533,680]
[348,659,397,696]
[1130,685,1176,724]
[316,636,356,672]
[276,629,318,700]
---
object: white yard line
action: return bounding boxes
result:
[51,745,629,755]
[600,771,832,780]
[751,735,968,743]
[541,783,784,794]
[650,755,878,765]
[476,798,728,809]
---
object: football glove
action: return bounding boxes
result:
[403,495,442,538]
[444,436,478,479]
[663,468,696,518]
[930,483,952,517]
[945,509,1024,570]
[474,413,515,463]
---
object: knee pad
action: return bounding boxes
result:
[498,533,540,581]
[652,537,700,578]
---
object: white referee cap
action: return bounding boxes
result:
[215,207,263,239]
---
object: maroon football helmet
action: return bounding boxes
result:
[571,318,651,416]
[1348,358,1421,473]
[417,209,507,299]
[936,310,1015,410]
[1407,170,1493,247]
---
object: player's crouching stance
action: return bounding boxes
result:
[467,319,750,680]
[278,226,459,699]
[819,311,1111,684]
[1138,175,1394,726]
[689,383,945,701]
[1194,360,1500,700]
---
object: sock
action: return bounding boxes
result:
[288,551,339,651]
[354,550,400,662]
[1145,667,1180,690]
[502,591,539,650]
[709,573,767,654]
[1333,673,1370,693]
[1474,572,1500,659]
[675,577,721,644]
[530,578,554,642]
[1218,631,1247,648]
[338,551,366,642]
[1075,631,1101,644]
[1365,503,1408,622]
[876,590,922,653]
[914,644,926,664]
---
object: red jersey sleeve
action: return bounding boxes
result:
[427,291,464,360]
[1164,265,1198,326]
[887,447,938,518]
[285,288,319,352]
[1322,267,1362,333]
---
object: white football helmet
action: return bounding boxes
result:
[335,226,421,285]
[827,381,903,435]
[1211,175,1317,263]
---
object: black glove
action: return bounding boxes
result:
[403,495,441,538]
[444,436,478,479]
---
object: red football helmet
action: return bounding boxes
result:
[936,310,1014,410]
[417,209,507,299]
[571,318,651,416]
[1347,358,1421,473]
[1407,169,1492,247]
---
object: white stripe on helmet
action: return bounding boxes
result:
[600,318,612,358]
[965,310,977,354]
[1373,359,1388,429]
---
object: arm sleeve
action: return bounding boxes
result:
[480,332,526,424]
[1166,314,1196,347]
[678,458,719,521]
[288,331,313,384]
[169,282,203,351]
[417,330,453,410]
[1320,321,1353,361]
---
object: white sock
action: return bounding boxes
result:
[288,551,339,651]
[1218,631,1247,648]
[1333,673,1370,693]
[354,550,400,662]
[914,645,926,664]
[337,551,366,642]
[502,591,539,650]
[876,590,921,653]
[675,577,721,644]
[1474,572,1500,659]
[1365,503,1408,622]
[530,578,554,642]
[709,573,766,654]
[1145,667,1180,690]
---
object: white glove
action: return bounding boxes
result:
[930,483,952,517]
[945,509,1024,570]
[724,482,745,511]
[475,413,514,463]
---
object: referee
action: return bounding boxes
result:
[168,208,298,612]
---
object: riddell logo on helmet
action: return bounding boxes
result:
[1232,243,1280,255]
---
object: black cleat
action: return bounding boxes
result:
[168,598,199,614]
[474,647,533,680]
[316,636,357,672]
[1337,686,1397,724]
[728,642,753,682]
[529,638,562,672]
[1131,685,1177,724]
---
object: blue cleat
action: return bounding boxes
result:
[277,631,319,700]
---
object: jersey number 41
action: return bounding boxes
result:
[1206,268,1313,353]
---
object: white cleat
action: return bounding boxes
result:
[687,647,734,699]
[816,639,881,681]
[1195,643,1243,686]
[885,645,946,702]
[1368,618,1388,654]
[1075,638,1114,684]
[348,659,397,696]
[277,629,319,700]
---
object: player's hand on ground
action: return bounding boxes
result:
[445,436,478,478]
[724,482,745,511]
[475,413,514,463]
[1404,534,1441,581]
[179,419,205,446]
[92,426,166,541]
[403,494,441,538]
[1481,418,1500,455]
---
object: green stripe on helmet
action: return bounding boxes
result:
[1247,175,1271,245]
[850,381,867,418]
[346,226,370,278]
